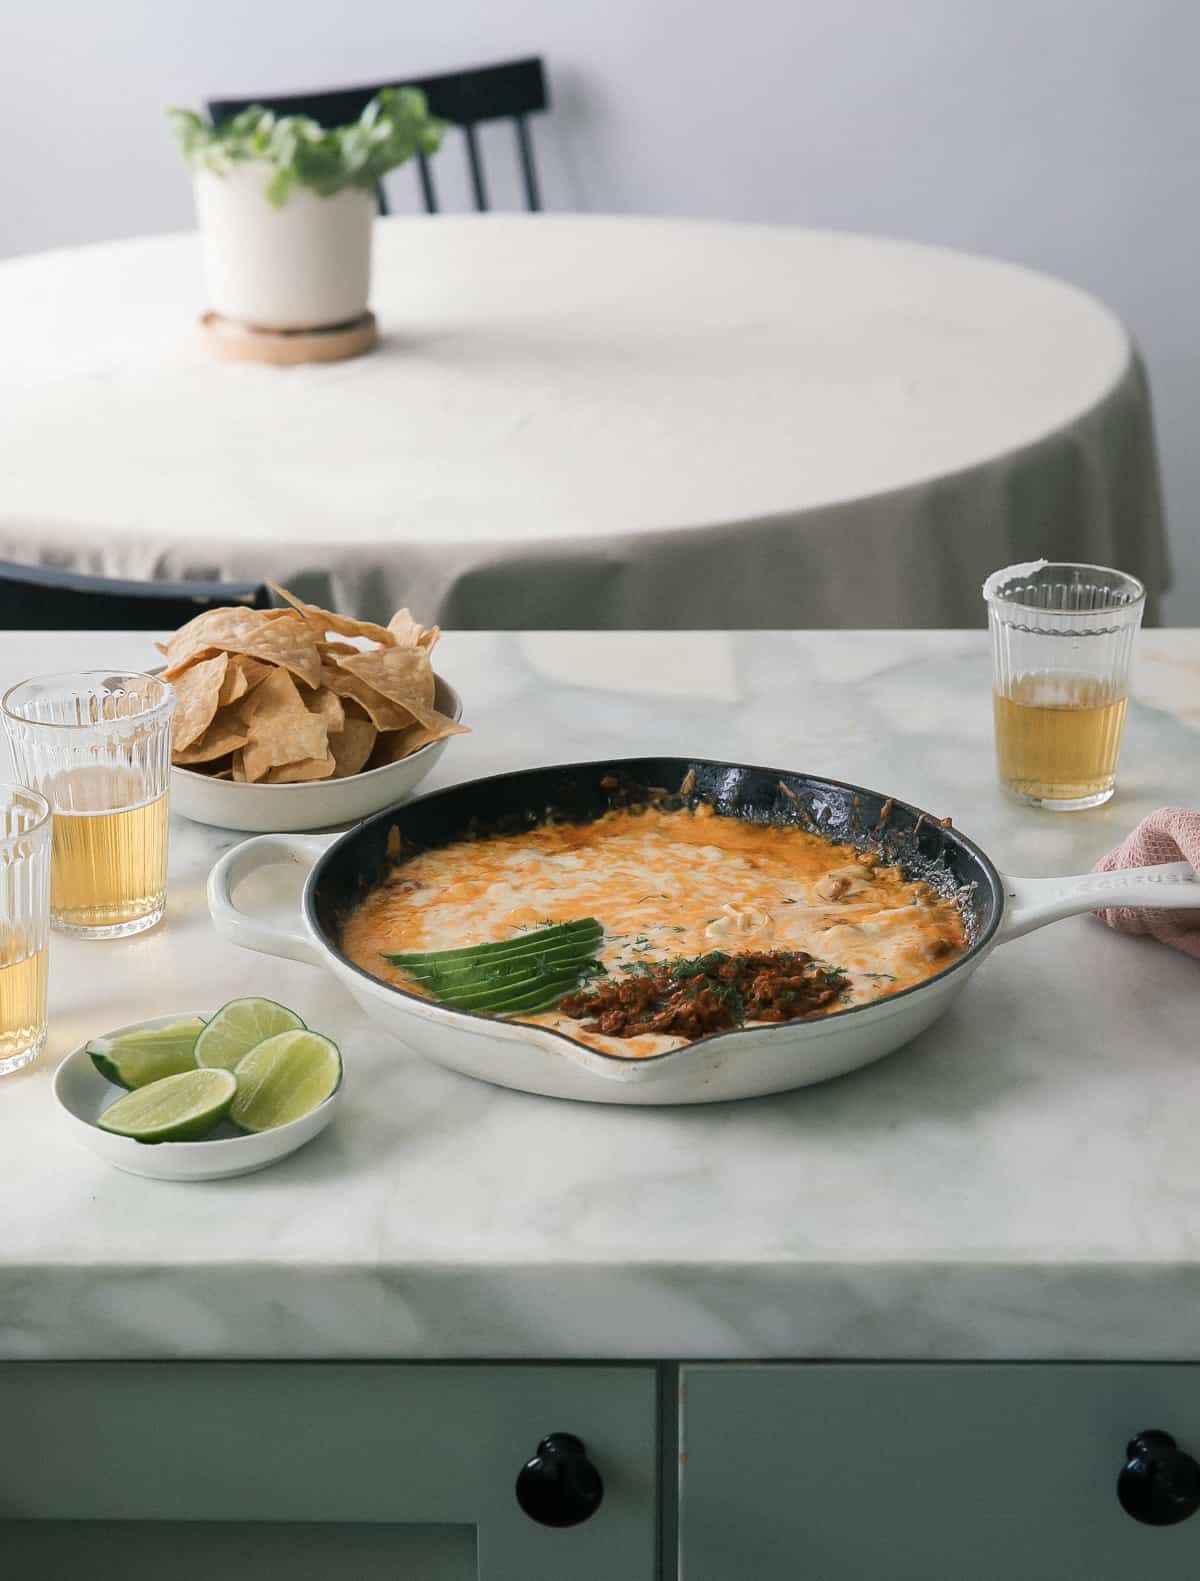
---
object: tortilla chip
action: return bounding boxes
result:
[329,716,378,777]
[268,582,396,647]
[387,608,440,651]
[386,609,422,647]
[403,698,466,737]
[173,716,251,764]
[163,606,261,665]
[239,669,330,781]
[333,650,466,744]
[264,752,337,784]
[171,652,229,752]
[332,646,435,710]
[242,657,275,690]
[319,663,412,732]
[214,656,266,709]
[155,588,466,782]
[163,606,321,691]
[368,717,459,767]
[216,661,249,709]
[218,670,248,708]
[224,620,321,691]
[162,646,222,683]
[304,686,345,734]
[366,730,409,769]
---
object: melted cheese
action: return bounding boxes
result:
[340,806,967,1057]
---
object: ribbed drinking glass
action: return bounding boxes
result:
[0,784,51,1073]
[2,672,175,937]
[984,562,1144,811]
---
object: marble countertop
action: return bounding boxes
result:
[3,628,1200,1363]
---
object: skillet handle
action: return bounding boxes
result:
[998,861,1200,943]
[207,834,335,966]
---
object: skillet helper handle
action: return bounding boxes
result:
[1000,861,1200,942]
[207,833,335,966]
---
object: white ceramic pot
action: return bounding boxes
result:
[193,163,374,330]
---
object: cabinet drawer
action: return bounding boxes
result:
[679,1363,1200,1580]
[0,1362,657,1581]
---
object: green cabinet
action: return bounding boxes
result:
[0,1363,658,1581]
[678,1363,1200,1580]
[12,1357,1200,1577]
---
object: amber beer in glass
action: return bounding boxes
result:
[984,563,1144,811]
[0,784,51,1072]
[3,672,175,937]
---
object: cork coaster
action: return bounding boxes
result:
[198,310,378,366]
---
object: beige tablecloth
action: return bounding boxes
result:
[0,216,1167,626]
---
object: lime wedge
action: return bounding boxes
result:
[98,1068,237,1143]
[87,1016,205,1090]
[194,997,305,1071]
[231,1030,342,1133]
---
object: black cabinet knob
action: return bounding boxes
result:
[515,1432,603,1528]
[1118,1430,1200,1526]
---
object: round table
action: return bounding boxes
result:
[0,216,1167,627]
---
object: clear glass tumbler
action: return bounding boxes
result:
[2,672,175,938]
[0,784,51,1073]
[984,561,1145,811]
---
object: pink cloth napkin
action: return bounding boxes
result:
[1093,807,1200,956]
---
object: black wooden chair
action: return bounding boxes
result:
[207,56,548,216]
[0,563,271,631]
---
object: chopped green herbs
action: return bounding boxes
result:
[672,951,729,980]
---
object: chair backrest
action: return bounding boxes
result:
[0,563,270,632]
[207,56,548,217]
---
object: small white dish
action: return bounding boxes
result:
[52,1013,342,1181]
[169,673,462,833]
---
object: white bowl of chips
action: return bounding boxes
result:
[160,586,467,833]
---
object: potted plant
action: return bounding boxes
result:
[167,90,445,330]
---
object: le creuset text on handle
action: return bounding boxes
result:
[999,860,1200,943]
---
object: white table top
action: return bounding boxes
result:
[3,627,1199,1363]
[0,217,1161,630]
[0,217,1130,542]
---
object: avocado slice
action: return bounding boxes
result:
[435,962,602,1013]
[407,937,603,991]
[383,919,601,969]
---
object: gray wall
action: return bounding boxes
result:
[5,0,1197,619]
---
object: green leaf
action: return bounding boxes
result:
[164,87,446,205]
[265,166,294,208]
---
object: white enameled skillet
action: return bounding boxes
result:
[208,758,1200,1105]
